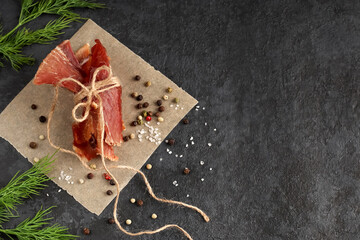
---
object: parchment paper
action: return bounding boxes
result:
[0,19,197,215]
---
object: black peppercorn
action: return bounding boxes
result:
[109,179,116,185]
[183,168,190,175]
[156,100,162,106]
[183,118,190,124]
[134,75,141,80]
[155,112,160,117]
[29,142,37,149]
[136,199,144,206]
[136,103,143,109]
[136,95,143,101]
[83,227,90,235]
[39,116,47,123]
[167,138,175,146]
[123,136,129,142]
[87,173,94,179]
[106,190,113,195]
[31,104,37,110]
[158,106,165,112]
[108,218,115,224]
[148,111,153,116]
[131,121,138,126]
[142,102,149,108]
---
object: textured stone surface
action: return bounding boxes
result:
[1,0,360,239]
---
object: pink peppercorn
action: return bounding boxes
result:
[145,116,152,121]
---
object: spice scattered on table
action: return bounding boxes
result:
[156,100,162,106]
[109,179,116,185]
[167,138,175,146]
[125,219,132,225]
[103,173,111,180]
[174,97,180,103]
[83,228,90,235]
[146,164,152,170]
[39,116,47,123]
[106,190,113,195]
[38,134,45,140]
[214,128,217,131]
[136,95,143,101]
[145,116,152,121]
[172,180,178,187]
[79,179,85,184]
[167,87,173,93]
[136,103,143,109]
[208,143,212,147]
[59,170,73,184]
[89,163,97,170]
[136,199,144,206]
[210,168,213,171]
[131,121,138,126]
[183,168,190,175]
[87,173,94,179]
[31,104,37,110]
[183,118,189,124]
[145,81,151,87]
[157,117,164,122]
[123,136,129,142]
[151,213,158,219]
[131,92,138,98]
[200,161,204,165]
[201,178,204,182]
[163,95,169,100]
[129,133,136,139]
[143,102,149,108]
[134,75,141,81]
[33,157,39,163]
[108,218,115,224]
[130,198,136,204]
[29,142,37,149]
[158,106,165,112]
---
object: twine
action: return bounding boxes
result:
[46,65,210,239]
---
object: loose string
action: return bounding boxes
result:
[46,65,210,239]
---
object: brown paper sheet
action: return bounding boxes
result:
[0,19,197,215]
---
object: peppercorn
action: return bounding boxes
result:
[87,173,94,179]
[89,163,97,170]
[137,119,143,125]
[108,218,115,224]
[136,103,143,109]
[103,173,111,180]
[156,100,162,106]
[136,95,143,101]
[123,136,129,142]
[167,87,173,93]
[148,111,153,116]
[29,142,37,149]
[130,198,136,203]
[155,112,160,117]
[183,118,190,124]
[83,227,91,235]
[174,98,180,103]
[130,133,135,139]
[110,179,116,185]
[106,190,113,195]
[146,164,152,170]
[158,106,165,112]
[125,219,132,225]
[157,117,164,122]
[31,104,37,110]
[145,81,151,87]
[151,213,158,219]
[142,102,149,108]
[141,110,148,117]
[167,138,175,146]
[134,75,141,80]
[131,121,138,126]
[163,95,169,100]
[145,116,152,121]
[39,116,47,123]
[39,135,45,140]
[183,168,190,175]
[136,199,144,206]
[131,92,138,98]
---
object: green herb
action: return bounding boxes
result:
[0,206,78,240]
[0,153,78,239]
[0,154,55,224]
[0,0,105,71]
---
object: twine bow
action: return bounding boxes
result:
[46,65,210,240]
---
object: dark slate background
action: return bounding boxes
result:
[1,0,360,239]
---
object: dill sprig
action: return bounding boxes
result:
[0,0,105,71]
[0,206,78,240]
[0,154,55,224]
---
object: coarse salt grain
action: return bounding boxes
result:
[33,157,39,163]
[214,128,217,131]
[46,193,49,197]
[205,122,207,126]
[181,107,184,110]
[39,135,45,140]
[203,107,205,110]
[169,151,172,154]
[58,189,61,192]
[170,104,174,107]
[208,143,212,147]
[185,144,189,148]
[175,154,178,157]
[69,167,73,171]
[190,136,193,141]
[186,194,190,197]
[195,109,199,111]
[79,179,85,184]
[160,158,163,161]
[200,161,204,165]
[210,168,213,171]
[201,178,204,182]
[191,141,195,145]
[196,105,200,109]
[180,155,183,158]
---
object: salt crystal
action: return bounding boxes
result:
[167,148,169,152]
[69,167,73,171]
[181,107,184,110]
[195,109,199,111]
[201,178,204,182]
[196,105,200,109]
[170,104,174,107]
[200,161,204,165]
[185,144,189,148]
[175,184,179,187]
[46,193,49,197]
[191,141,195,145]
[58,189,61,192]
[160,158,163,161]
[175,154,178,157]
[175,107,178,110]
[157,122,160,125]
[190,136,193,140]
[205,122,207,126]
[169,151,172,154]
[214,128,217,131]
[180,155,183,158]
[203,107,205,110]
[209,168,213,171]
[208,143,212,147]
[186,194,190,197]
